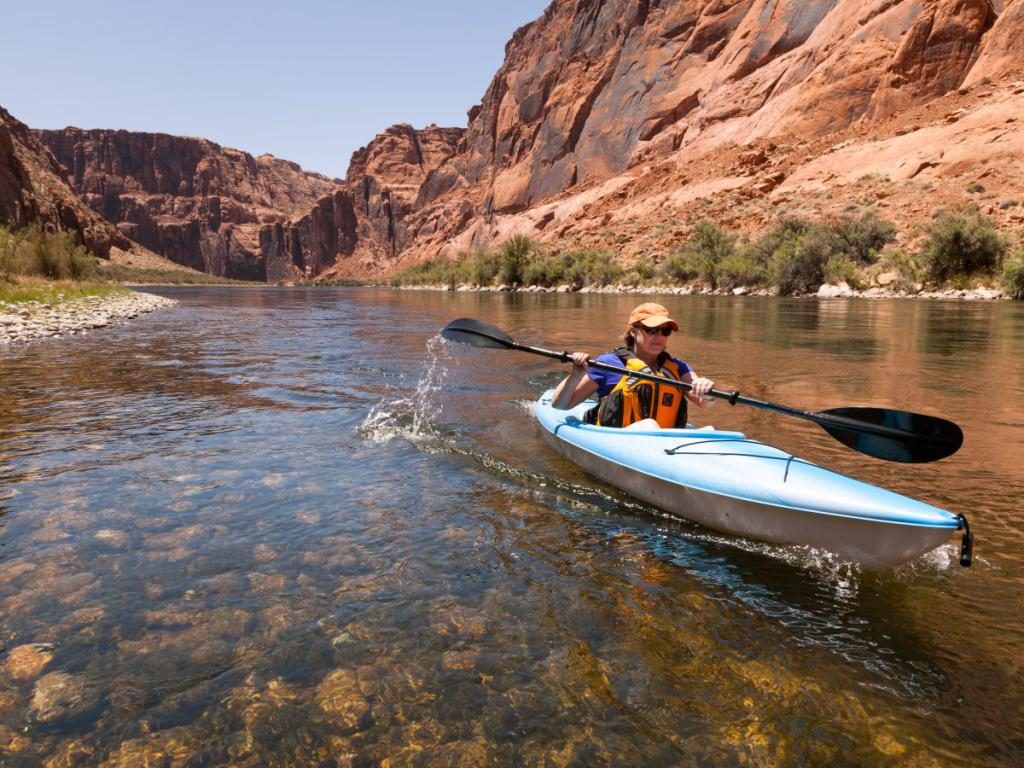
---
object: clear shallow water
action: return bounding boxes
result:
[0,287,1021,766]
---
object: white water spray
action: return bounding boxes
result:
[359,334,454,444]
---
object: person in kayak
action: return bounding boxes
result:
[551,302,715,428]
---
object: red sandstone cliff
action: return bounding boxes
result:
[378,0,1023,271]
[0,107,132,258]
[36,128,341,280]
[10,0,1024,281]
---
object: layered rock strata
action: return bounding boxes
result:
[387,0,1017,266]
[12,0,1024,281]
[36,129,340,280]
[0,107,131,258]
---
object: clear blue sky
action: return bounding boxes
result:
[1,0,550,180]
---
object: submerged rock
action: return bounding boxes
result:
[29,671,100,725]
[315,668,370,732]
[2,643,54,681]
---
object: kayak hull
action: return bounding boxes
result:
[535,391,961,568]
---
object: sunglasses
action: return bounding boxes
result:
[636,325,673,337]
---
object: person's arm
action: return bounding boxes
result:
[552,352,600,410]
[683,370,715,408]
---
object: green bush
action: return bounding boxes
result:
[558,249,622,287]
[661,249,702,283]
[624,255,658,284]
[1003,251,1024,300]
[920,208,1005,282]
[829,210,896,265]
[717,246,768,290]
[390,239,624,290]
[0,223,96,281]
[663,221,735,287]
[770,224,834,296]
[497,235,534,285]
[824,254,859,286]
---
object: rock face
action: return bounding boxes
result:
[37,128,340,280]
[10,0,1024,280]
[388,0,1017,265]
[256,124,464,281]
[0,107,131,258]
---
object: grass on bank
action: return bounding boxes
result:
[390,206,1020,298]
[95,262,247,285]
[0,278,130,306]
[1,223,247,306]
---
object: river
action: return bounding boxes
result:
[1,287,1021,766]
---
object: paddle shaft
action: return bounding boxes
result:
[514,340,941,445]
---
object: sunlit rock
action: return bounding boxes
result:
[253,544,279,564]
[0,724,31,755]
[2,643,54,681]
[43,738,97,767]
[94,529,131,548]
[95,728,198,768]
[416,740,488,767]
[29,671,99,725]
[315,668,371,732]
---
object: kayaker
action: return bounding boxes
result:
[551,302,715,428]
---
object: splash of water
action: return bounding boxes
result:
[359,334,454,444]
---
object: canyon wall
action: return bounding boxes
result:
[1,107,131,258]
[9,0,1024,280]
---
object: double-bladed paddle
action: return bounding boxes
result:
[441,317,964,463]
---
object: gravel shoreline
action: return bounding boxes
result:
[394,282,1007,300]
[0,291,177,346]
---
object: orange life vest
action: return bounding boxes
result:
[594,348,688,429]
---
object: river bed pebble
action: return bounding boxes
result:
[0,291,176,345]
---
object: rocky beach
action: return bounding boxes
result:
[0,291,176,346]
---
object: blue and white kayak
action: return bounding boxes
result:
[535,390,966,568]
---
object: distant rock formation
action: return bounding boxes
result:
[36,128,340,280]
[317,124,465,279]
[0,106,131,258]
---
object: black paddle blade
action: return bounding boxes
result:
[818,406,963,463]
[441,317,516,349]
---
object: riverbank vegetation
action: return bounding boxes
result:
[0,224,126,305]
[390,206,1021,299]
[1,224,241,305]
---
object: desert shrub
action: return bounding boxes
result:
[663,221,736,287]
[520,256,560,287]
[871,246,924,291]
[0,226,23,279]
[829,210,896,265]
[717,245,769,289]
[467,248,501,286]
[1003,251,1024,300]
[390,252,473,288]
[497,235,535,285]
[920,208,1005,282]
[661,249,702,283]
[624,255,658,284]
[559,249,622,286]
[824,254,859,286]
[0,223,96,281]
[770,224,834,296]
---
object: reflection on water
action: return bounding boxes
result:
[0,287,1022,766]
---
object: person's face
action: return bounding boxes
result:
[633,323,671,356]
